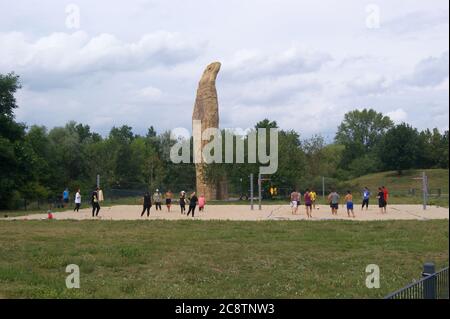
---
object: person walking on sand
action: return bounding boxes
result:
[165,190,173,212]
[328,189,340,215]
[153,189,162,211]
[362,187,370,211]
[198,194,206,212]
[345,190,355,218]
[310,189,317,209]
[63,188,69,208]
[377,187,387,214]
[382,186,389,212]
[141,191,152,217]
[91,188,101,217]
[304,189,313,218]
[187,192,198,217]
[73,188,81,212]
[290,189,300,215]
[179,191,186,214]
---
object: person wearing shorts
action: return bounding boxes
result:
[328,190,340,215]
[165,190,173,212]
[382,186,389,212]
[377,187,386,214]
[153,189,162,211]
[63,188,69,208]
[198,194,206,212]
[73,188,81,212]
[304,189,312,218]
[362,187,370,211]
[290,190,299,214]
[179,191,186,214]
[345,190,355,218]
[310,189,317,209]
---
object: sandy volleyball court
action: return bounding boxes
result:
[5,204,449,221]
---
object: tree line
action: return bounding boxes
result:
[1,73,448,208]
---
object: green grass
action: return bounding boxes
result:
[350,169,449,193]
[0,219,448,299]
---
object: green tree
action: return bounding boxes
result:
[335,109,393,170]
[378,123,421,175]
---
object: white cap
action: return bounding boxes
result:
[156,189,159,192]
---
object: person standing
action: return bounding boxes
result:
[63,188,69,208]
[187,192,198,217]
[290,189,299,215]
[328,189,340,215]
[198,194,206,212]
[310,189,317,210]
[345,190,355,218]
[165,190,173,212]
[153,189,162,211]
[362,187,370,211]
[382,186,389,212]
[73,189,81,212]
[377,187,387,214]
[91,188,101,217]
[141,192,152,217]
[304,189,312,218]
[179,191,186,214]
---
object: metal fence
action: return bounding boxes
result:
[385,263,449,299]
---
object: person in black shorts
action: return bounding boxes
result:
[165,190,173,212]
[179,191,186,214]
[141,192,152,217]
[377,187,386,214]
[91,188,101,217]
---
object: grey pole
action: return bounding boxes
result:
[422,171,427,210]
[250,174,254,210]
[96,174,100,188]
[258,173,262,210]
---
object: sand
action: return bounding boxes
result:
[4,204,449,221]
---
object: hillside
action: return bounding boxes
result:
[349,169,449,195]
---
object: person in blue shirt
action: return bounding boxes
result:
[361,187,370,211]
[63,188,69,208]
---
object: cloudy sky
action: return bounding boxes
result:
[1,0,448,139]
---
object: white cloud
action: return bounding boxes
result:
[222,47,332,81]
[404,51,449,87]
[0,30,204,80]
[387,108,408,123]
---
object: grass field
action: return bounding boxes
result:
[0,219,448,298]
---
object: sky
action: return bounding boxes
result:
[1,0,448,140]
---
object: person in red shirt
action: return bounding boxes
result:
[382,186,389,212]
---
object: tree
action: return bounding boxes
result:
[0,73,30,208]
[335,109,393,169]
[378,123,421,175]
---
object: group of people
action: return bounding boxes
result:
[289,189,318,218]
[141,190,206,218]
[65,187,104,217]
[290,186,389,218]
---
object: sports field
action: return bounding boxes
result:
[0,218,448,298]
[5,204,449,221]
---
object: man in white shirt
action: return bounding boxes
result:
[74,189,81,212]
